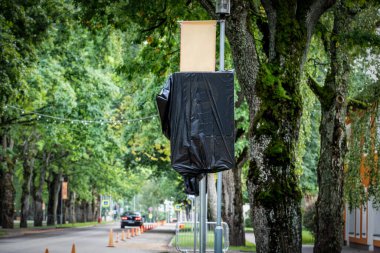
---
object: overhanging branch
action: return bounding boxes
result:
[347,98,370,110]
[236,147,248,169]
[308,0,337,28]
[307,75,325,102]
[197,0,217,19]
[141,17,167,33]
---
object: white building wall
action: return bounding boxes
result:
[374,207,380,236]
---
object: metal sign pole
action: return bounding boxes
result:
[199,177,207,253]
[192,197,197,253]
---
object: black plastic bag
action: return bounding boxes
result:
[156,71,235,177]
[183,175,202,195]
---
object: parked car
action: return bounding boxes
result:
[120,211,144,228]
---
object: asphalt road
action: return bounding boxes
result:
[0,222,176,253]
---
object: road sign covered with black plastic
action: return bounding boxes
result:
[156,72,235,184]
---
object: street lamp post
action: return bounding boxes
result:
[215,1,230,253]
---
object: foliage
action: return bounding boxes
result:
[303,203,316,236]
[302,230,315,245]
[229,241,256,252]
[346,103,380,209]
[2,0,188,227]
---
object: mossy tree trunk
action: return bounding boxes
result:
[308,3,353,252]
[248,52,304,253]
[247,1,334,252]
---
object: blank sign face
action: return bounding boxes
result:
[180,21,217,72]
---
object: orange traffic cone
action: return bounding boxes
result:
[71,243,76,253]
[107,228,115,247]
[127,229,131,239]
[121,230,125,241]
[115,232,119,243]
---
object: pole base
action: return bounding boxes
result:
[214,226,223,253]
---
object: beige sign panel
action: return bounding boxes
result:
[180,20,217,72]
[62,182,68,200]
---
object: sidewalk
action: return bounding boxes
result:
[245,233,373,253]
[1,222,177,253]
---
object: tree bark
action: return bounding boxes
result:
[222,169,246,246]
[47,171,62,226]
[86,201,92,222]
[1,169,15,228]
[20,159,34,228]
[311,3,352,252]
[69,191,76,223]
[92,192,99,221]
[34,151,50,226]
[247,1,335,251]
[20,139,35,228]
[81,200,87,222]
[206,173,217,221]
[0,133,16,228]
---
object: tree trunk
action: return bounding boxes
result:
[312,3,351,252]
[0,169,3,227]
[314,95,346,253]
[248,65,304,253]
[246,13,303,253]
[75,200,82,222]
[34,151,50,226]
[85,201,92,222]
[206,173,217,221]
[1,170,15,228]
[0,133,16,228]
[82,200,87,222]
[222,168,246,246]
[92,193,99,221]
[47,171,62,225]
[20,160,34,228]
[69,191,76,223]
[20,140,35,228]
